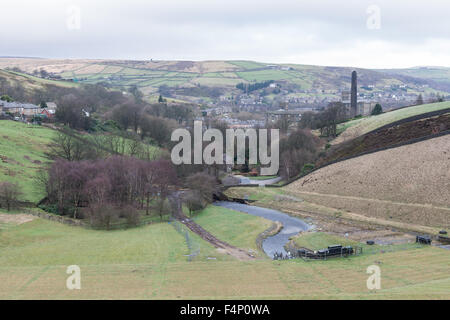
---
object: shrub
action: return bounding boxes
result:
[371,103,383,116]
[301,163,315,176]
[87,204,119,230]
[0,182,22,211]
[123,206,141,227]
[185,194,206,216]
[185,172,218,203]
[155,198,171,221]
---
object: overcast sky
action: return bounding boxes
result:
[1,0,449,68]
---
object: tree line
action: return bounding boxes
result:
[236,80,274,93]
[41,156,177,229]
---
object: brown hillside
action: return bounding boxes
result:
[286,135,450,228]
[318,112,450,166]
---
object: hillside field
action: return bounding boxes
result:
[0,69,79,91]
[0,121,54,203]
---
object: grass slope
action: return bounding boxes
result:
[0,69,79,91]
[333,101,450,144]
[191,205,272,258]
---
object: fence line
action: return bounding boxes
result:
[169,218,200,261]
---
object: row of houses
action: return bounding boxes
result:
[0,101,57,118]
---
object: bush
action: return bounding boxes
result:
[185,194,206,216]
[38,203,59,215]
[87,204,119,230]
[185,172,218,203]
[301,163,315,176]
[371,103,383,116]
[155,198,171,221]
[0,182,22,211]
[0,95,13,102]
[123,206,141,227]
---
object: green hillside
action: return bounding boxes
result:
[0,121,54,203]
[0,121,165,203]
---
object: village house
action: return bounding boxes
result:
[0,101,23,114]
[0,101,57,119]
[22,104,42,117]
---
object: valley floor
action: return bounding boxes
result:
[0,206,449,299]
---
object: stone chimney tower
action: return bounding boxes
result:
[351,71,357,116]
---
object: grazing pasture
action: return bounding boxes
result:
[0,121,54,202]
[0,215,448,299]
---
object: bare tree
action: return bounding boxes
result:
[87,204,119,230]
[0,182,22,211]
[185,193,205,216]
[47,131,98,161]
[139,115,172,146]
[186,172,218,203]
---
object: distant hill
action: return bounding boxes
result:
[379,66,450,90]
[0,58,449,103]
[0,68,79,95]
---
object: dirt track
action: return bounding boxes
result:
[0,213,35,225]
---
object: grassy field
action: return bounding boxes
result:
[293,232,423,256]
[191,205,272,258]
[294,232,361,250]
[1,215,448,299]
[0,204,272,267]
[333,101,450,144]
[0,121,54,202]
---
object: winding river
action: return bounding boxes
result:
[214,201,312,258]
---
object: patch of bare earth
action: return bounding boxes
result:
[0,213,35,225]
[286,135,450,229]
